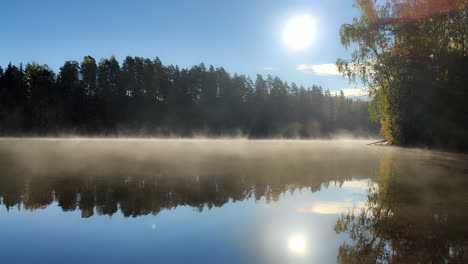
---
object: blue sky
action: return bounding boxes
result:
[2,0,365,96]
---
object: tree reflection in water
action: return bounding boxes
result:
[335,151,468,263]
[0,139,381,218]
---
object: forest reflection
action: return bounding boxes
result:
[335,151,468,263]
[0,139,382,218]
[2,139,467,262]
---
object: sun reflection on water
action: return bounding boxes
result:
[287,233,308,255]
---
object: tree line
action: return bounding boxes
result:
[0,56,377,137]
[339,0,468,150]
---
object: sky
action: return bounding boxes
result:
[2,0,365,96]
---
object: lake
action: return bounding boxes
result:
[0,138,467,263]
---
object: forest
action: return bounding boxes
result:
[338,0,468,150]
[0,58,377,138]
[2,0,466,150]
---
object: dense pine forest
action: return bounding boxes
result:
[338,0,468,150]
[0,57,377,137]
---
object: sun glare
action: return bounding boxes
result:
[287,233,308,255]
[283,15,316,51]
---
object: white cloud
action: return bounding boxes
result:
[329,88,368,97]
[340,88,368,97]
[296,63,341,76]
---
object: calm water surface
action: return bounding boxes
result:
[0,139,467,263]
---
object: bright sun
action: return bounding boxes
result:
[283,15,316,51]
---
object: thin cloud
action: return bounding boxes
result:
[263,66,279,71]
[296,63,340,76]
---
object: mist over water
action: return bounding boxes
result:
[0,138,383,179]
[0,138,467,263]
